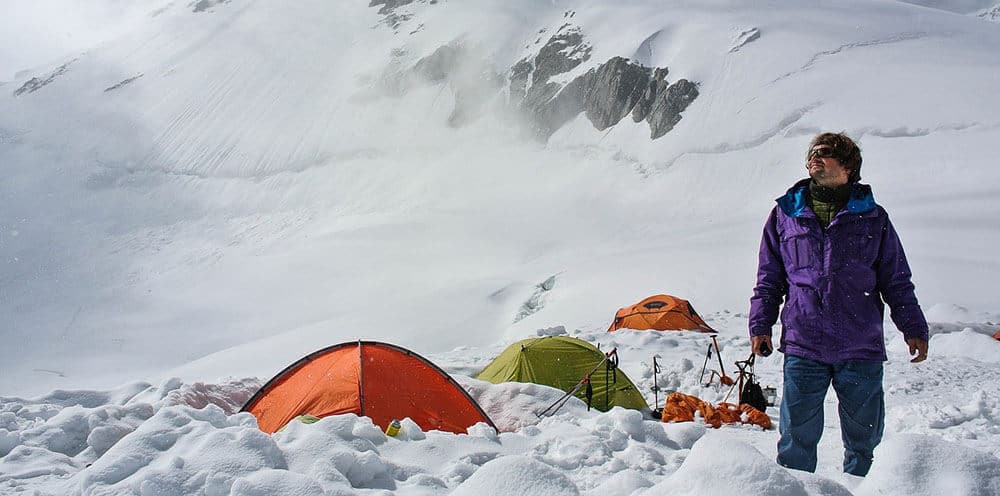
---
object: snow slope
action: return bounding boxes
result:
[1,0,999,494]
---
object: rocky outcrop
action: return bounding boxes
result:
[513,50,698,139]
[582,57,656,131]
[502,24,698,140]
[729,27,761,53]
[647,78,699,139]
[530,25,592,86]
[190,0,231,13]
[104,74,144,93]
[370,0,439,30]
[13,60,77,97]
[374,10,699,141]
[631,67,668,123]
[978,5,1000,22]
[370,0,416,15]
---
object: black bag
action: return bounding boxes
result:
[741,380,768,413]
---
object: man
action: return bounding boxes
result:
[748,132,929,477]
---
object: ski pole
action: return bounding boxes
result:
[699,343,712,385]
[652,356,661,410]
[538,348,617,418]
[712,335,735,386]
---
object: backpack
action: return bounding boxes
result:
[740,377,768,413]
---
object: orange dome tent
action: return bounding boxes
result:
[608,294,715,333]
[242,341,496,435]
[993,330,1000,340]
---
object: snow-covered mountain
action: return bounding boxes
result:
[3,0,998,396]
[1,1,999,494]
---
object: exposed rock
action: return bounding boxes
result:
[583,57,653,131]
[189,0,231,13]
[648,79,699,139]
[380,12,413,31]
[510,26,698,140]
[512,24,594,136]
[104,74,144,93]
[517,51,698,140]
[729,27,761,53]
[509,59,533,104]
[514,275,558,323]
[632,67,668,123]
[531,25,592,86]
[370,0,416,15]
[374,19,699,141]
[525,77,589,138]
[370,0,438,30]
[13,60,77,97]
[978,5,1000,22]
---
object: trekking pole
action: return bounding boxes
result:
[698,343,712,385]
[537,348,617,418]
[651,356,661,410]
[537,379,589,418]
[712,335,735,386]
[723,353,754,404]
[604,348,619,410]
[605,357,610,411]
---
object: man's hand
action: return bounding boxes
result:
[907,337,928,363]
[751,335,773,357]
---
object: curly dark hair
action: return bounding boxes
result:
[808,132,862,183]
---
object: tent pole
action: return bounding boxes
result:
[357,340,365,416]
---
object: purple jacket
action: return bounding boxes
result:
[749,179,928,362]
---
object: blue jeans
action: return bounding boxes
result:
[777,355,884,476]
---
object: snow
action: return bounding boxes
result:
[1,0,999,494]
[3,330,998,495]
[450,456,580,496]
[855,434,1000,496]
[643,434,815,496]
[931,330,1000,363]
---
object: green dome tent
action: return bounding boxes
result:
[476,336,649,412]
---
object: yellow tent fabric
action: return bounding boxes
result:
[475,336,649,412]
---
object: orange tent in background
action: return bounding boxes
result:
[242,341,496,434]
[993,330,1000,340]
[608,294,715,333]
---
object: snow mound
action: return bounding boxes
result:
[459,377,598,432]
[930,329,1000,363]
[71,405,283,495]
[924,303,1000,329]
[450,455,580,496]
[857,434,1000,496]
[642,432,820,496]
[274,414,395,490]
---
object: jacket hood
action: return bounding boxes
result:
[776,178,876,218]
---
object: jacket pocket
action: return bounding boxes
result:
[781,231,817,272]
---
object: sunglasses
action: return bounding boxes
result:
[808,147,837,160]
